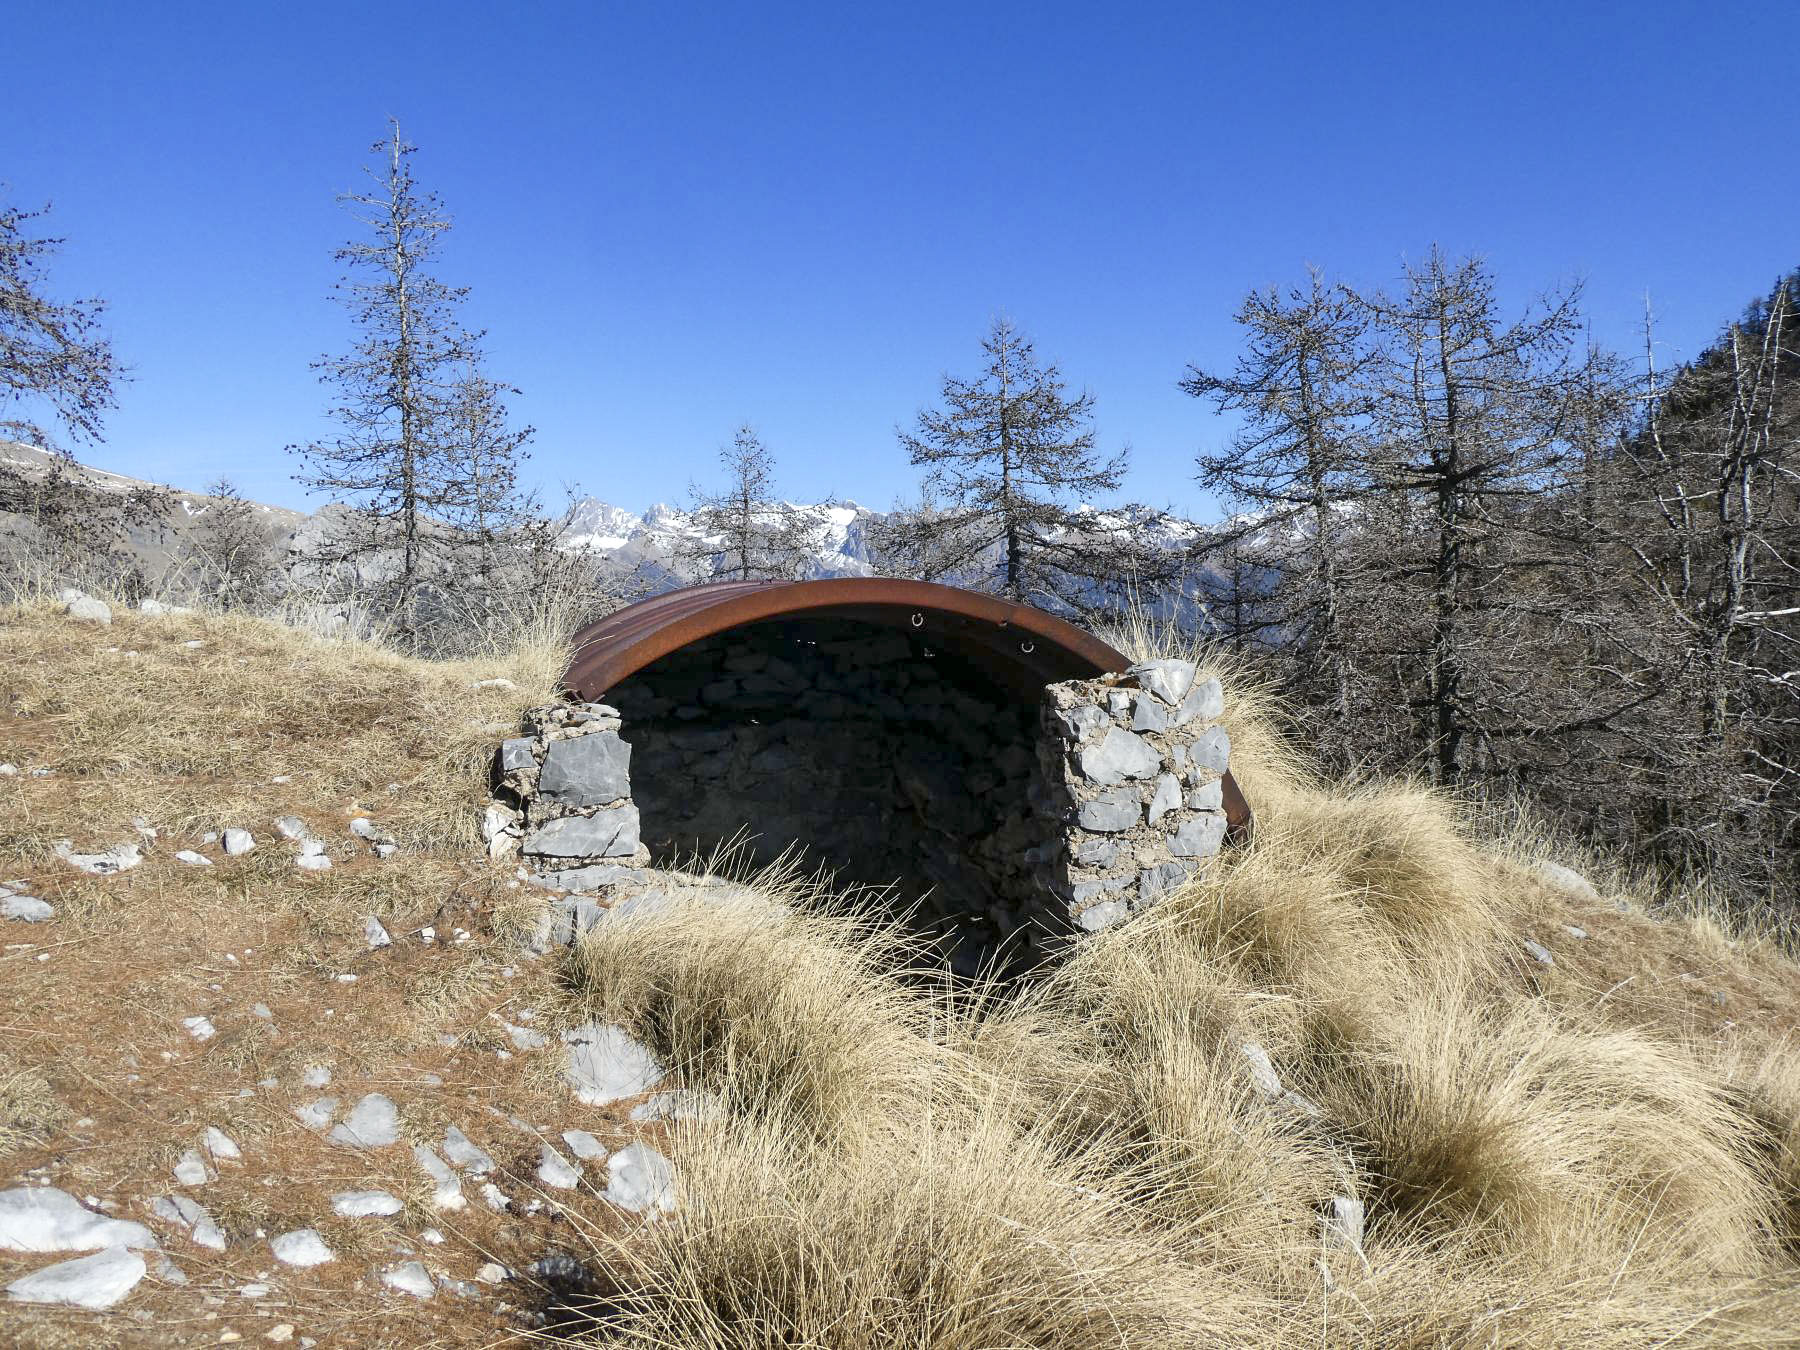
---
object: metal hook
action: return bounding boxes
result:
[910,612,924,628]
[1020,640,1035,654]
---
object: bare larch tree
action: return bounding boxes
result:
[289,120,474,623]
[681,426,822,581]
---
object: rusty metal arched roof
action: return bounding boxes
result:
[562,578,1132,701]
[561,578,1252,839]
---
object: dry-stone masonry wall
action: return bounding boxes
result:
[1032,659,1230,934]
[487,627,1237,970]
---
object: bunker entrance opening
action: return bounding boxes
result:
[605,616,1048,973]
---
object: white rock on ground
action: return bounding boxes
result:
[173,850,212,867]
[1534,860,1599,900]
[152,1254,187,1285]
[411,1145,464,1211]
[203,1127,241,1161]
[6,1247,144,1309]
[173,1151,211,1186]
[62,595,112,626]
[441,1126,495,1174]
[536,1144,581,1189]
[222,828,255,856]
[148,1195,226,1251]
[605,1143,677,1216]
[561,1129,607,1161]
[328,1093,399,1148]
[273,816,311,841]
[383,1260,434,1299]
[1523,938,1556,967]
[629,1089,725,1124]
[294,841,331,871]
[479,1183,510,1213]
[0,1187,156,1253]
[475,1261,509,1284]
[301,1065,332,1088]
[331,1190,402,1218]
[3,895,54,922]
[182,1015,216,1041]
[269,1228,334,1267]
[53,840,143,875]
[363,915,391,949]
[294,1097,338,1131]
[562,1022,666,1106]
[504,1022,547,1051]
[1237,1041,1283,1100]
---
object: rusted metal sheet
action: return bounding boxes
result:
[562,578,1251,840]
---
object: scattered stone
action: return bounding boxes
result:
[536,1144,582,1189]
[473,677,517,690]
[62,594,112,626]
[329,1093,400,1148]
[203,1128,241,1162]
[475,1261,509,1284]
[1125,659,1196,706]
[412,1145,464,1211]
[1522,938,1556,968]
[269,1229,334,1267]
[605,1142,677,1216]
[1563,924,1589,940]
[174,849,212,867]
[331,1190,402,1218]
[1534,860,1598,901]
[294,1097,338,1131]
[479,1183,510,1213]
[3,895,53,922]
[1076,900,1128,933]
[504,1022,547,1052]
[1323,1193,1367,1260]
[53,840,143,875]
[251,1003,272,1020]
[294,841,331,872]
[182,1015,217,1042]
[441,1126,496,1174]
[563,1022,666,1106]
[0,1187,156,1253]
[5,1246,145,1309]
[266,1324,295,1342]
[148,1195,226,1251]
[273,816,311,841]
[1167,812,1227,859]
[383,1260,434,1299]
[1238,1041,1283,1100]
[152,1253,187,1285]
[561,1129,607,1160]
[301,1065,332,1088]
[363,916,391,950]
[0,763,14,775]
[629,1089,724,1124]
[222,828,255,856]
[173,1151,211,1186]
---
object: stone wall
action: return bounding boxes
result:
[487,629,1238,970]
[1031,658,1231,934]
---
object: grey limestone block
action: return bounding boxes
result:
[523,805,641,860]
[1053,703,1108,741]
[1077,727,1162,785]
[1075,900,1129,933]
[1167,811,1227,859]
[1185,725,1232,775]
[1171,676,1225,728]
[1138,859,1191,904]
[1125,659,1196,706]
[1129,693,1170,733]
[537,732,632,807]
[1076,788,1141,832]
[1147,773,1183,825]
[1074,837,1120,868]
[1185,779,1224,811]
[498,738,537,774]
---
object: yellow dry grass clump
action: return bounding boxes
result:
[558,652,1800,1346]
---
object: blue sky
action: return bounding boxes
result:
[5,1,1795,519]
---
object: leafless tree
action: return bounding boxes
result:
[185,477,277,608]
[289,120,473,624]
[680,426,823,582]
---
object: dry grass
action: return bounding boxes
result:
[557,638,1800,1347]
[6,593,1800,1345]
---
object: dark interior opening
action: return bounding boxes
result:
[605,617,1047,973]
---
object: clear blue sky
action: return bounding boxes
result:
[5,1,1795,519]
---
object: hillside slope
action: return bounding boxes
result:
[1,596,1797,1346]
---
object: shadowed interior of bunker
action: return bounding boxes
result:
[604,617,1048,972]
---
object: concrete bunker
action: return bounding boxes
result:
[490,580,1249,971]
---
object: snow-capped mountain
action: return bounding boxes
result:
[559,495,883,583]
